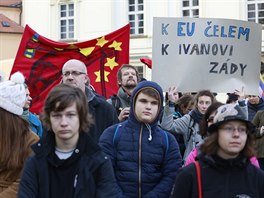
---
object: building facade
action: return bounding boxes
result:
[0,0,23,80]
[2,0,264,80]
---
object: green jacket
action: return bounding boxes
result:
[252,110,264,158]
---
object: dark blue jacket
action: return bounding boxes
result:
[99,81,182,198]
[248,98,264,121]
[18,133,117,198]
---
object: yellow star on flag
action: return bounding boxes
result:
[104,57,118,70]
[94,70,110,82]
[109,40,122,51]
[80,47,95,56]
[96,36,108,47]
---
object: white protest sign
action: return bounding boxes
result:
[152,17,262,94]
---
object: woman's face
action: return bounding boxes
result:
[197,96,212,114]
[217,120,248,159]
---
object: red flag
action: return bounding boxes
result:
[11,24,130,114]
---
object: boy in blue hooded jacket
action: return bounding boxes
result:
[99,81,182,197]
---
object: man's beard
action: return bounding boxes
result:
[123,80,137,89]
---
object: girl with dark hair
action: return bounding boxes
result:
[161,87,215,160]
[171,104,264,198]
[185,102,259,167]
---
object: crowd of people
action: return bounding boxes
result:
[1,60,264,197]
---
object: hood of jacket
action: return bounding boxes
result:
[197,153,248,170]
[128,80,164,127]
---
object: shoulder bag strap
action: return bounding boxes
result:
[194,161,202,198]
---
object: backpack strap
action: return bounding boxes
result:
[194,161,202,198]
[162,130,169,156]
[187,114,196,143]
[112,124,123,147]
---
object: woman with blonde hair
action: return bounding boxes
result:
[0,72,39,197]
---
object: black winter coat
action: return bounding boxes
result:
[171,154,264,198]
[86,88,119,142]
[18,133,117,198]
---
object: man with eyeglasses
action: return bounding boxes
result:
[62,59,118,142]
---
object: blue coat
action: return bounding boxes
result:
[99,81,182,198]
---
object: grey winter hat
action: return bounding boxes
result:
[208,104,255,134]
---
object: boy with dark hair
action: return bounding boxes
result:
[100,81,182,197]
[18,84,116,198]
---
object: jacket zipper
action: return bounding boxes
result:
[138,124,143,198]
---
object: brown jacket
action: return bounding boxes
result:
[252,110,264,158]
[0,131,39,198]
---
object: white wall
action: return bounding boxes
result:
[22,0,52,38]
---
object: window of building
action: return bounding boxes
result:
[1,21,10,27]
[182,0,199,18]
[247,0,264,24]
[60,3,74,40]
[136,65,144,79]
[128,0,144,35]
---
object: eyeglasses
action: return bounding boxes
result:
[63,71,86,77]
[220,126,247,134]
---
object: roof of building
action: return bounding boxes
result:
[0,14,24,33]
[0,0,22,7]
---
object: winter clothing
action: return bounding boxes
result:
[161,106,203,160]
[208,104,255,134]
[18,132,116,198]
[99,81,182,198]
[252,110,264,169]
[171,153,264,198]
[22,111,42,137]
[0,72,26,115]
[171,110,186,158]
[247,98,264,121]
[107,87,131,112]
[85,87,119,142]
[0,132,39,198]
[185,146,260,168]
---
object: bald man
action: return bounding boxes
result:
[62,59,118,142]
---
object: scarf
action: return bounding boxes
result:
[189,109,203,124]
[21,108,29,120]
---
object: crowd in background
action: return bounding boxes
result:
[1,61,264,197]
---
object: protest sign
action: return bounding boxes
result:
[152,17,262,94]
